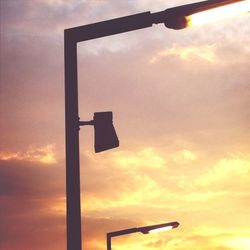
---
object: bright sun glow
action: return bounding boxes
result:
[224,237,250,250]
[187,0,250,27]
[149,226,173,233]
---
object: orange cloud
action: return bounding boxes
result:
[195,154,250,187]
[0,144,57,164]
[113,148,166,169]
[150,44,218,64]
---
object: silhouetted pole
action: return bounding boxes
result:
[64,1,236,250]
[65,37,82,250]
[107,228,138,250]
[65,12,156,250]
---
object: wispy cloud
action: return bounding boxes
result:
[113,148,166,169]
[0,144,57,164]
[150,44,219,64]
[195,154,250,187]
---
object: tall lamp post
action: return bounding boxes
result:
[107,221,180,250]
[64,1,247,249]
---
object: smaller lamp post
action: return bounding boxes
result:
[106,221,180,250]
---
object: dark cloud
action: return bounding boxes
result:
[0,212,65,250]
[0,159,64,197]
[0,159,141,250]
[0,159,65,249]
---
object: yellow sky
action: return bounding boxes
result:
[0,0,250,250]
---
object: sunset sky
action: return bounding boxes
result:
[0,0,250,250]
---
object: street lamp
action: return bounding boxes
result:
[106,221,180,250]
[187,0,250,27]
[64,1,248,250]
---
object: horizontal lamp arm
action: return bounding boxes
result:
[79,120,94,126]
[65,0,243,43]
[107,228,138,238]
[64,12,154,43]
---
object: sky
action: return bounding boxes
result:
[0,0,250,249]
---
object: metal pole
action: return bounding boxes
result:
[64,2,237,249]
[64,10,171,250]
[106,228,138,250]
[65,35,82,250]
[64,10,179,250]
[64,12,154,250]
[107,234,112,250]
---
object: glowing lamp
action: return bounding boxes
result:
[154,0,250,30]
[187,0,250,27]
[139,221,180,234]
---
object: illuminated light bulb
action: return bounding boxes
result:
[148,225,173,233]
[186,0,250,27]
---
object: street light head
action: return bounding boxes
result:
[146,225,175,234]
[186,0,250,27]
[93,111,119,153]
[161,0,247,30]
[139,221,180,234]
[164,10,188,30]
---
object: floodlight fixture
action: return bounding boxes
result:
[79,111,119,153]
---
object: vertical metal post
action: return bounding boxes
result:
[106,228,138,250]
[107,234,112,250]
[64,11,154,250]
[64,33,82,250]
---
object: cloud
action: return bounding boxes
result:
[195,154,250,187]
[77,148,250,209]
[113,148,166,169]
[0,211,65,250]
[0,158,65,250]
[0,144,57,164]
[2,147,248,249]
[0,158,64,198]
[83,216,140,239]
[78,147,198,210]
[150,44,219,64]
[171,148,197,162]
[223,238,250,250]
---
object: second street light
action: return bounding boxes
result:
[64,1,250,250]
[107,221,180,250]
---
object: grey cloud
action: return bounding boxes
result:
[0,159,64,197]
[0,159,66,250]
[0,212,65,250]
